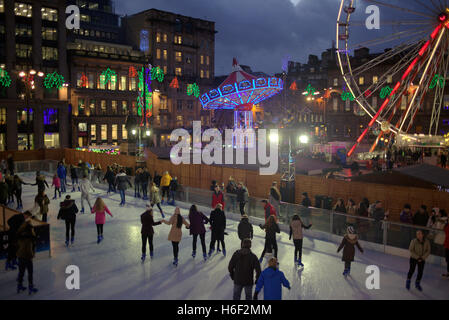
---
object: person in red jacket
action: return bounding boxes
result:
[261,200,277,222]
[212,184,225,209]
[443,217,449,278]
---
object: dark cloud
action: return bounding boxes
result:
[116,0,443,75]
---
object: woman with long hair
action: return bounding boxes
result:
[91,197,113,243]
[188,204,210,261]
[162,207,190,266]
[259,215,280,263]
[140,205,162,261]
[289,214,312,267]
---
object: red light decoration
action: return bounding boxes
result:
[289,81,297,91]
[129,66,137,78]
[80,73,88,88]
[364,89,372,98]
[169,77,179,89]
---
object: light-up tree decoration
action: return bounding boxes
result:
[0,69,12,88]
[187,83,200,98]
[430,74,444,89]
[289,81,297,91]
[80,72,88,88]
[341,91,355,101]
[44,71,65,89]
[169,77,179,89]
[100,68,116,86]
[151,66,164,82]
[137,66,152,126]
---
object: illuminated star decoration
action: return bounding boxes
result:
[151,66,164,83]
[341,91,355,101]
[100,68,116,86]
[289,81,298,91]
[0,69,12,88]
[137,66,152,125]
[80,72,88,88]
[44,71,64,89]
[169,77,179,89]
[187,83,200,98]
[429,74,445,89]
[379,86,392,99]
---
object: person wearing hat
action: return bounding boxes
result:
[337,226,364,276]
[140,204,163,261]
[238,214,253,241]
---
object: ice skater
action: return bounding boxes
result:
[115,169,132,206]
[79,174,95,213]
[406,230,430,291]
[238,214,253,241]
[34,190,50,222]
[140,204,162,261]
[70,164,80,192]
[57,195,79,246]
[31,171,49,194]
[16,211,38,295]
[289,214,312,267]
[150,182,165,218]
[160,171,172,204]
[57,162,67,193]
[254,257,290,301]
[91,197,113,243]
[13,175,27,210]
[337,226,364,276]
[52,174,61,199]
[6,174,14,204]
[208,203,226,257]
[259,215,280,263]
[162,207,190,266]
[5,210,26,271]
[188,204,210,261]
[103,166,116,194]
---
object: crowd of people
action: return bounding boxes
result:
[1,158,449,299]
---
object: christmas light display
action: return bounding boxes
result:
[187,83,200,98]
[44,71,65,89]
[76,147,120,155]
[80,73,88,88]
[100,68,116,86]
[341,91,355,101]
[0,69,12,88]
[137,66,152,125]
[289,81,297,91]
[129,66,137,78]
[303,84,316,96]
[379,86,392,99]
[429,74,444,89]
[169,77,179,89]
[151,66,164,83]
[364,89,372,98]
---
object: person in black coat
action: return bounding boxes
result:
[259,215,280,262]
[103,166,116,194]
[70,165,80,192]
[238,215,253,241]
[7,154,14,175]
[208,204,227,257]
[57,195,79,246]
[141,168,151,200]
[31,172,49,194]
[228,239,261,300]
[140,205,162,261]
[5,211,26,270]
[168,177,178,205]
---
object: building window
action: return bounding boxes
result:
[0,107,5,125]
[175,51,182,62]
[15,2,32,17]
[16,44,32,58]
[99,74,106,89]
[177,100,183,111]
[78,122,87,132]
[206,70,210,79]
[163,49,168,61]
[122,101,128,115]
[119,75,126,91]
[87,73,94,89]
[387,75,393,84]
[41,7,58,21]
[18,133,33,150]
[78,98,86,115]
[401,96,407,110]
[160,96,167,110]
[111,124,118,140]
[44,133,59,148]
[206,56,210,65]
[187,100,193,110]
[333,98,338,112]
[80,14,90,22]
[175,67,182,76]
[333,78,338,86]
[100,100,107,115]
[345,99,351,112]
[372,96,378,110]
[174,35,182,44]
[122,124,127,140]
[163,33,167,43]
[200,70,204,78]
[359,77,364,85]
[156,32,161,43]
[43,108,58,126]
[373,76,378,84]
[90,124,96,141]
[111,101,117,114]
[131,101,137,115]
[176,115,183,126]
[42,47,58,61]
[88,2,98,10]
[108,75,117,90]
[42,27,57,40]
[156,48,161,60]
[163,65,167,74]
[101,124,107,141]
[0,0,3,13]
[129,77,136,91]
[16,24,32,37]
[88,99,95,115]
[200,55,204,65]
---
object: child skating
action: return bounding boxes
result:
[91,197,113,243]
[337,226,364,276]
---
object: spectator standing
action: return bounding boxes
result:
[406,230,430,291]
[160,171,172,204]
[16,211,38,294]
[208,203,226,257]
[269,181,281,216]
[236,182,249,216]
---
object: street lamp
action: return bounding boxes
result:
[19,69,44,150]
[299,134,309,144]
[131,129,137,135]
[145,129,151,136]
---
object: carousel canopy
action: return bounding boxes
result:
[200,58,283,110]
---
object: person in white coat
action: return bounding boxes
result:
[79,174,95,213]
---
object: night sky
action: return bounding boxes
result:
[116,0,442,76]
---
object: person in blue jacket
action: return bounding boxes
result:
[57,162,67,193]
[253,257,290,300]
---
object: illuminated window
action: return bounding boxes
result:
[156,48,161,59]
[99,74,106,89]
[111,101,117,115]
[206,56,210,65]
[80,14,90,22]
[401,96,407,110]
[175,67,182,76]
[42,47,58,60]
[122,101,128,115]
[119,75,126,91]
[200,70,204,78]
[41,7,58,21]
[108,75,117,90]
[88,2,98,10]
[206,70,210,79]
[90,124,96,140]
[163,33,167,42]
[112,124,118,140]
[174,35,182,44]
[359,77,364,85]
[0,108,5,125]
[42,27,57,40]
[333,98,338,112]
[200,55,204,65]
[131,101,137,115]
[156,32,161,43]
[163,65,167,74]
[89,100,95,115]
[100,100,107,115]
[16,24,32,37]
[87,73,94,89]
[0,0,4,13]
[160,96,167,110]
[387,75,393,84]
[129,77,136,91]
[372,76,378,84]
[372,96,378,109]
[345,98,351,112]
[163,49,167,60]
[16,44,32,58]
[15,2,32,17]
[122,124,127,140]
[101,124,107,141]
[77,99,86,115]
[175,51,182,62]
[333,78,338,86]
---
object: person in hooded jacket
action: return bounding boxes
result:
[57,195,79,246]
[269,181,281,216]
[13,175,27,209]
[103,166,116,194]
[150,182,164,218]
[208,203,226,257]
[115,169,132,206]
[168,176,178,205]
[140,204,162,261]
[259,215,280,263]
[236,182,249,216]
[254,257,290,300]
[228,239,261,300]
[141,168,151,200]
[289,214,312,267]
[337,226,364,276]
[188,204,210,260]
[413,205,429,227]
[211,184,225,209]
[160,171,172,204]
[162,207,190,266]
[134,168,142,198]
[79,174,95,213]
[238,214,253,241]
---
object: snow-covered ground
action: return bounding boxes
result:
[0,172,448,300]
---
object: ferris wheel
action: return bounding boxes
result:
[336,0,449,156]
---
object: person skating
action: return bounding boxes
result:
[261,199,277,222]
[79,174,95,213]
[91,197,113,243]
[5,174,14,204]
[236,182,249,216]
[140,204,162,261]
[259,215,280,263]
[52,174,61,200]
[211,184,225,209]
[150,182,164,218]
[160,171,172,204]
[406,230,430,291]
[31,171,49,194]
[134,168,142,198]
[12,175,27,210]
[225,176,237,212]
[0,177,8,206]
[5,210,26,271]
[34,190,50,222]
[103,166,116,194]
[57,162,67,193]
[254,257,291,301]
[141,168,151,200]
[7,154,14,175]
[188,204,210,261]
[289,214,312,267]
[70,164,80,192]
[413,205,429,227]
[238,214,253,241]
[208,203,226,257]
[337,226,364,276]
[115,169,132,206]
[168,176,178,205]
[16,211,38,295]
[228,239,261,300]
[269,181,281,216]
[162,207,190,266]
[57,195,79,246]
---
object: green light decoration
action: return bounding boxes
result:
[429,74,445,89]
[151,66,164,83]
[187,83,200,98]
[100,68,117,86]
[137,67,152,118]
[304,84,316,96]
[341,91,354,102]
[43,71,64,89]
[379,86,392,99]
[0,69,12,88]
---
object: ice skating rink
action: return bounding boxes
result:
[0,172,448,300]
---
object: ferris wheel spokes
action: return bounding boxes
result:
[364,0,435,18]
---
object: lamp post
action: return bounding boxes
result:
[18,69,44,150]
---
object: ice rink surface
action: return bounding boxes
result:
[0,172,448,300]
